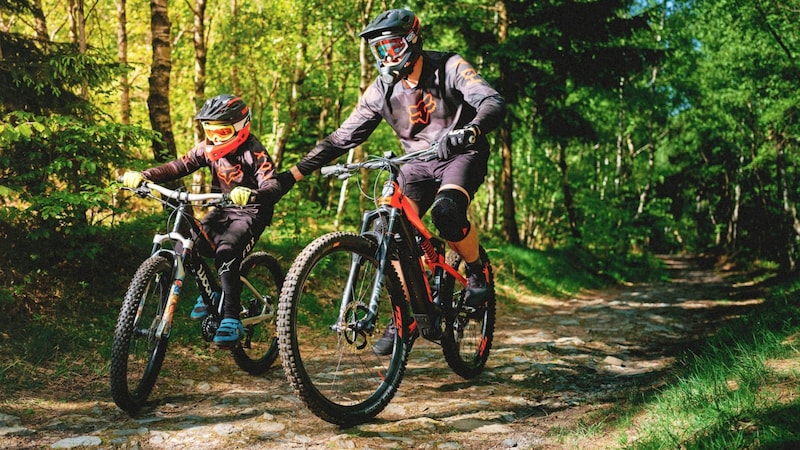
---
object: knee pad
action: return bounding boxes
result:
[430,189,471,242]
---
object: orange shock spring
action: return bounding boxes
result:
[419,237,438,262]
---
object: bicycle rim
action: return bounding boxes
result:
[231,251,283,374]
[441,247,495,379]
[110,255,173,415]
[278,232,411,426]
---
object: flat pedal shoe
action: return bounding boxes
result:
[213,318,244,347]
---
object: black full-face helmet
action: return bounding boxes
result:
[195,94,251,161]
[359,9,423,85]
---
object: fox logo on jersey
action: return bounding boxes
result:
[408,93,437,125]
[217,164,243,184]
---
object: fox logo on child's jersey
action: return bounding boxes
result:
[217,164,243,184]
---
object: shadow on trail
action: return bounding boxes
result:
[392,254,767,427]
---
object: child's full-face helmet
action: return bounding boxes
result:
[359,9,422,86]
[195,94,251,161]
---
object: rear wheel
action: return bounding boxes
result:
[277,232,411,427]
[231,251,283,374]
[440,246,495,379]
[110,254,174,415]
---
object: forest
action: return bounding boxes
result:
[1,0,799,272]
[2,1,800,447]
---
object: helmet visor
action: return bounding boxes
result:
[202,122,236,143]
[370,36,409,65]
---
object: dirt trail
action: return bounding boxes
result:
[0,255,765,449]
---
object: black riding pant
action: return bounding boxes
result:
[201,205,271,319]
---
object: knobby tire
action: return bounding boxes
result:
[231,251,283,374]
[277,232,411,427]
[110,255,174,415]
[440,246,495,379]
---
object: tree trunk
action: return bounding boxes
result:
[116,0,130,124]
[31,0,49,41]
[499,124,519,244]
[496,0,520,246]
[227,0,240,95]
[776,128,800,271]
[272,11,309,170]
[558,140,581,241]
[67,0,88,100]
[190,0,208,195]
[148,0,176,163]
[192,0,207,143]
[334,0,373,227]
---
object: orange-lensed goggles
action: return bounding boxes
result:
[370,36,409,62]
[202,122,236,143]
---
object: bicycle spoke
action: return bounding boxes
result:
[278,232,411,426]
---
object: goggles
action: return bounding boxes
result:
[202,122,236,143]
[370,36,409,64]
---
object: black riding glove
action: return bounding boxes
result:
[435,126,480,160]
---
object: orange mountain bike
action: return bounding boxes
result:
[277,147,495,426]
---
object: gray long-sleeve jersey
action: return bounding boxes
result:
[296,51,506,176]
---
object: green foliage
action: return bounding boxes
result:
[0,111,156,260]
[657,0,800,265]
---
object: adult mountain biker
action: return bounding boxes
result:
[121,94,295,347]
[280,9,506,355]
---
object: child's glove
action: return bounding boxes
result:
[230,186,253,206]
[122,171,144,188]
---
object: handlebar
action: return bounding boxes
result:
[320,146,438,179]
[117,177,226,204]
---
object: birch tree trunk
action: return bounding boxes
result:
[116,0,130,124]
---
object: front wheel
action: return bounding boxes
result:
[277,232,411,427]
[110,254,174,415]
[231,251,283,374]
[440,246,495,379]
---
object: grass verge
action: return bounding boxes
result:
[615,276,800,449]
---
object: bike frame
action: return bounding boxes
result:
[137,182,276,334]
[328,150,469,338]
[136,183,224,340]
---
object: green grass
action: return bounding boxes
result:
[613,278,800,449]
[487,239,663,299]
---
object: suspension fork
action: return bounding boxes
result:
[333,208,398,335]
[153,252,186,339]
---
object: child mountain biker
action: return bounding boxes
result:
[121,94,295,347]
[279,9,506,355]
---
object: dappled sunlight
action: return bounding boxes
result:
[1,256,780,449]
[485,255,770,403]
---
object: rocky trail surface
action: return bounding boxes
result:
[0,255,765,449]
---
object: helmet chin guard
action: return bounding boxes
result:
[378,48,420,85]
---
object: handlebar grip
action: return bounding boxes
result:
[320,165,340,177]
